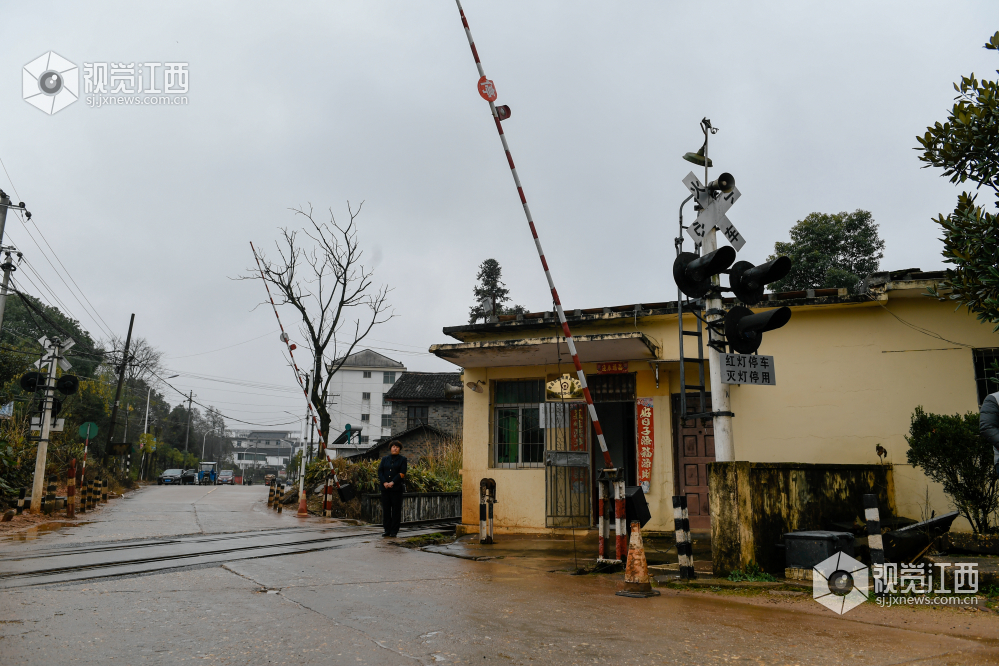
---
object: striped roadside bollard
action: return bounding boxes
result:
[101,479,108,503]
[323,474,333,518]
[16,488,26,515]
[268,481,275,507]
[45,475,57,515]
[90,480,98,510]
[67,459,76,519]
[673,496,696,580]
[864,494,885,596]
[276,483,284,513]
[613,478,627,562]
[77,470,86,514]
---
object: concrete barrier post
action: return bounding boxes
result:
[323,474,333,517]
[614,479,627,562]
[67,459,76,519]
[597,479,612,562]
[276,483,284,513]
[44,476,56,515]
[101,479,108,503]
[16,488,26,515]
[864,494,886,597]
[268,482,275,507]
[673,495,696,580]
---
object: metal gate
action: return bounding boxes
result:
[544,402,591,527]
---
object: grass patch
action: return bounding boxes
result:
[727,561,777,582]
[399,532,455,549]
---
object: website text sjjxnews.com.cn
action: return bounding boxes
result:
[871,561,982,609]
[86,95,188,108]
[84,61,188,109]
[875,594,979,608]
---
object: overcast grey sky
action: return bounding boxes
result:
[1,1,996,429]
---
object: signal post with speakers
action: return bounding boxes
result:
[674,118,792,463]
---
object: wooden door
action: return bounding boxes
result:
[672,394,715,530]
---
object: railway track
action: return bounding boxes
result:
[0,522,456,589]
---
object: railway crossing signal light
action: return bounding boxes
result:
[724,305,792,354]
[56,375,79,395]
[673,246,737,299]
[496,105,511,121]
[730,257,792,305]
[19,372,42,393]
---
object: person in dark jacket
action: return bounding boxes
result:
[980,392,999,478]
[377,441,407,537]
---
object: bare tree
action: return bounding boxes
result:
[245,202,392,448]
[106,336,164,385]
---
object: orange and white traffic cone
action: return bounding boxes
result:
[616,521,660,598]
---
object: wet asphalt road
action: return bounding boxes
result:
[1,485,997,665]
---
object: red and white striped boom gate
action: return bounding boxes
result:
[455,0,626,562]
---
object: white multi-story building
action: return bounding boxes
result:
[327,349,405,453]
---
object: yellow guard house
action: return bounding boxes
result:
[430,269,998,535]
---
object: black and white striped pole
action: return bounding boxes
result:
[673,496,696,580]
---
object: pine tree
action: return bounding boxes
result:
[468,259,526,323]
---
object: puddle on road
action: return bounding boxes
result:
[2,521,92,542]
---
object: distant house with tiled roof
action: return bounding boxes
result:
[384,371,464,436]
[326,349,406,457]
[346,371,464,461]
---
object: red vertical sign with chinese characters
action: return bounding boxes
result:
[637,398,654,493]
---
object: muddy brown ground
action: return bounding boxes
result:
[0,485,996,665]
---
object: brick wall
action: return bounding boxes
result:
[390,401,463,437]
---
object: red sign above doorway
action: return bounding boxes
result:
[596,362,628,374]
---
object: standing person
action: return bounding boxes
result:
[981,392,999,478]
[377,441,407,537]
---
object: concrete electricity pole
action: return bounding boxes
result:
[698,133,735,463]
[183,390,194,456]
[0,191,19,337]
[104,314,135,469]
[29,339,61,512]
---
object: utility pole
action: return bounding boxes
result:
[183,390,194,458]
[105,314,135,469]
[29,338,61,512]
[697,130,735,463]
[0,191,19,337]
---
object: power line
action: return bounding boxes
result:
[164,330,280,359]
[0,155,117,340]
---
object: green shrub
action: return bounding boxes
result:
[727,562,777,582]
[905,406,998,534]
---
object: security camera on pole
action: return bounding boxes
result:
[673,118,793,462]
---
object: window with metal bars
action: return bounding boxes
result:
[974,348,999,404]
[407,406,429,429]
[493,380,545,468]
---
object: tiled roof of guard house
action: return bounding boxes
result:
[384,372,463,402]
[440,268,948,341]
